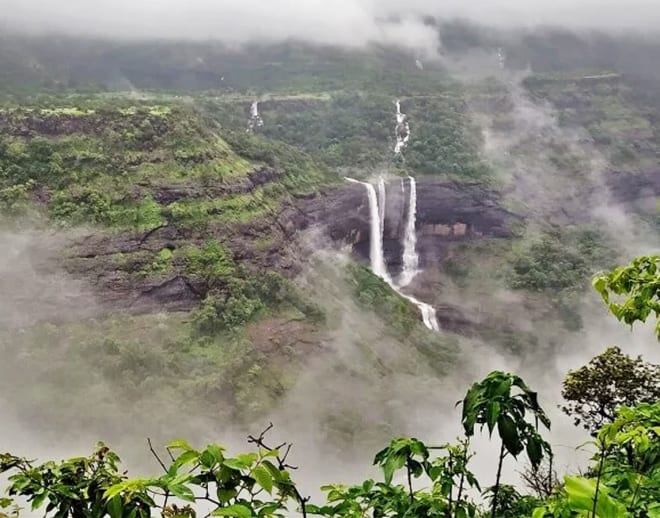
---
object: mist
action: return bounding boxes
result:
[1,23,660,510]
[3,0,660,51]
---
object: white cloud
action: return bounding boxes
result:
[2,0,660,49]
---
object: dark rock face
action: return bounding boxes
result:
[64,167,660,318]
[64,175,519,315]
[293,178,520,277]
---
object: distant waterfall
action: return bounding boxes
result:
[247,101,264,132]
[399,177,419,287]
[394,100,410,154]
[345,177,439,331]
[345,178,390,282]
[377,177,386,239]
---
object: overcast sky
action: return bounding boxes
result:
[2,0,660,48]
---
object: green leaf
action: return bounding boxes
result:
[497,415,523,455]
[175,450,199,468]
[487,401,500,434]
[30,491,47,510]
[107,496,123,518]
[168,484,195,503]
[212,503,253,518]
[252,465,273,494]
[200,450,217,469]
[526,436,543,468]
[261,460,284,483]
[493,378,512,397]
[104,483,128,500]
[217,488,237,503]
[564,476,625,518]
[382,454,405,485]
[167,439,194,452]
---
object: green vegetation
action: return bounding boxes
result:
[348,264,419,335]
[4,366,660,517]
[404,95,489,178]
[2,28,660,518]
[0,101,329,231]
[508,227,614,293]
[594,255,660,338]
[561,347,660,434]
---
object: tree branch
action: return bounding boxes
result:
[247,424,309,518]
[147,438,168,473]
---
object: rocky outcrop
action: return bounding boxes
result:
[64,176,519,315]
[60,165,660,323]
[149,167,281,204]
[290,178,520,276]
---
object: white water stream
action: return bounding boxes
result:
[247,101,264,131]
[345,177,439,331]
[394,100,410,154]
[399,177,419,287]
[377,177,386,239]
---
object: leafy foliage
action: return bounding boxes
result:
[348,264,418,335]
[593,255,660,338]
[461,371,551,468]
[561,346,660,434]
[460,371,552,518]
[509,227,613,293]
[0,444,153,518]
[3,377,660,518]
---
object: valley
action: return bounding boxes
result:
[1,21,660,516]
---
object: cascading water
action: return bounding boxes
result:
[394,100,410,155]
[377,177,386,239]
[345,177,439,331]
[398,176,419,287]
[247,101,264,132]
[345,178,390,282]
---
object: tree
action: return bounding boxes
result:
[561,346,660,435]
[460,371,552,518]
[593,255,660,339]
[519,457,559,499]
[0,427,307,518]
[536,402,660,518]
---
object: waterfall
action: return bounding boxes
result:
[345,178,390,282]
[399,177,419,287]
[247,101,264,132]
[377,177,386,239]
[345,177,439,331]
[394,100,410,155]
[403,293,440,332]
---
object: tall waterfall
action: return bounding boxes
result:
[399,177,419,287]
[345,178,390,282]
[377,177,386,239]
[247,101,264,132]
[394,100,410,154]
[345,177,439,331]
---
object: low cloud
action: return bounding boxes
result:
[2,0,660,53]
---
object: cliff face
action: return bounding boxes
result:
[63,176,519,315]
[66,165,660,316]
[292,179,520,276]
